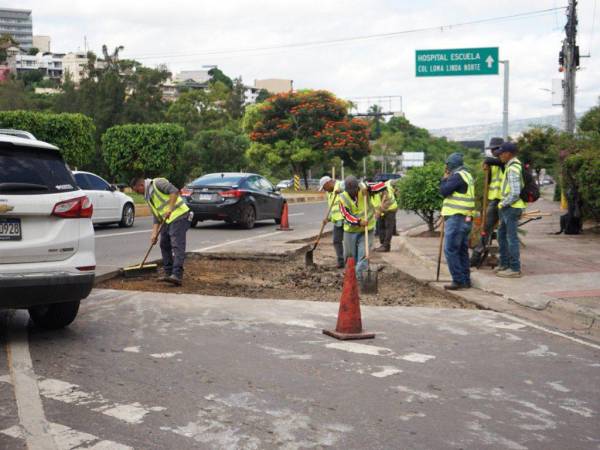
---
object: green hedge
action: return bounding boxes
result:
[0,110,95,168]
[564,149,600,221]
[102,123,186,184]
[397,162,444,232]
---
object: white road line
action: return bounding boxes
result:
[497,312,600,350]
[288,213,305,217]
[6,310,58,450]
[192,231,283,252]
[95,229,150,239]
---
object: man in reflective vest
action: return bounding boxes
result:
[131,176,191,286]
[319,175,345,268]
[495,143,526,278]
[338,176,379,281]
[439,153,475,290]
[370,178,399,252]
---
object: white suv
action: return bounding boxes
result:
[0,131,95,328]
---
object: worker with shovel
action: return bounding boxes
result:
[319,176,345,268]
[131,176,191,286]
[370,178,400,252]
[339,176,379,283]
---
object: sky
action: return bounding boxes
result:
[13,0,600,129]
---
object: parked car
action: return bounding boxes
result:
[373,173,402,183]
[72,171,135,227]
[276,179,293,190]
[181,172,286,229]
[0,131,95,329]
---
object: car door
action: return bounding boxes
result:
[89,174,121,221]
[73,172,103,221]
[244,176,269,219]
[85,173,116,221]
[257,177,282,217]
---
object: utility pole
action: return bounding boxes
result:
[561,0,579,133]
[500,60,509,140]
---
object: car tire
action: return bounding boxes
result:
[119,203,135,228]
[239,205,256,229]
[190,219,199,228]
[28,301,80,329]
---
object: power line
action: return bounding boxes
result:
[128,6,566,61]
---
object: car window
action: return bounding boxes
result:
[86,174,110,191]
[0,144,77,194]
[244,176,261,191]
[257,177,274,192]
[74,173,92,190]
[192,174,244,187]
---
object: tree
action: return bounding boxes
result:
[185,129,249,175]
[0,78,28,110]
[18,69,45,87]
[122,66,170,124]
[208,67,233,90]
[0,33,18,63]
[226,77,246,120]
[516,126,559,178]
[255,88,272,103]
[368,104,383,139]
[578,105,600,134]
[396,163,444,232]
[27,47,39,55]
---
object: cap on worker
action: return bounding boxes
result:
[486,137,504,150]
[318,175,332,191]
[497,142,518,154]
[445,152,464,170]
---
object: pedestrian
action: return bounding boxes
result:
[439,152,475,290]
[131,176,192,286]
[319,175,345,268]
[495,142,526,278]
[338,176,379,281]
[471,137,504,266]
[370,178,400,252]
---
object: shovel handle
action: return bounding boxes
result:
[312,192,338,250]
[139,220,165,268]
[481,165,489,236]
[364,190,370,261]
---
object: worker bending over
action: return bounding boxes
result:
[319,175,345,268]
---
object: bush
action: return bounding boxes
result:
[0,110,95,168]
[397,162,444,231]
[564,149,600,221]
[102,123,185,185]
[186,129,249,175]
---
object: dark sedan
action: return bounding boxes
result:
[181,173,286,229]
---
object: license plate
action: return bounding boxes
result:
[0,218,22,241]
[198,194,213,201]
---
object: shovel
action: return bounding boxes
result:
[305,193,337,266]
[360,191,378,294]
[121,221,165,278]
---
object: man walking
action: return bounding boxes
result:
[496,143,526,278]
[439,153,475,290]
[131,176,191,286]
[319,176,345,268]
[370,178,400,252]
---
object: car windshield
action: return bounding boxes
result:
[0,144,77,194]
[191,174,244,187]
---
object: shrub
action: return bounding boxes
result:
[397,162,444,231]
[564,149,600,221]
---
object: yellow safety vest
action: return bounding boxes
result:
[501,158,526,209]
[441,170,475,217]
[339,190,376,233]
[147,178,190,224]
[383,180,398,213]
[488,165,503,201]
[328,180,343,223]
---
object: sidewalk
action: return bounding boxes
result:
[382,195,600,342]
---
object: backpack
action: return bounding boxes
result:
[557,213,582,235]
[519,163,540,203]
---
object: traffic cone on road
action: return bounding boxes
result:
[277,202,293,231]
[323,258,375,340]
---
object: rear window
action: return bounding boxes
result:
[191,174,244,187]
[0,144,77,195]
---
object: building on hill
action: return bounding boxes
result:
[0,8,33,50]
[254,78,293,94]
[32,35,50,52]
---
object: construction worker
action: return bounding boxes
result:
[319,175,345,268]
[470,137,504,266]
[338,176,378,281]
[496,142,526,278]
[439,153,475,290]
[131,176,192,286]
[370,178,400,252]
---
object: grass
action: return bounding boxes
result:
[126,192,146,205]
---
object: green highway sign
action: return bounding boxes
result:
[415,47,499,77]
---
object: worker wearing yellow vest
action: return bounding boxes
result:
[495,143,526,278]
[370,179,400,252]
[439,153,475,290]
[319,176,345,268]
[131,176,192,286]
[338,176,379,281]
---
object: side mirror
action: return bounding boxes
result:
[273,186,281,192]
[109,184,117,192]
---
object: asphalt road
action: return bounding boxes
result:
[93,202,422,276]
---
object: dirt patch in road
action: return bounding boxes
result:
[99,243,476,308]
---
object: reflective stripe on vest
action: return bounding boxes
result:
[339,191,376,233]
[501,158,526,209]
[441,170,475,217]
[328,180,343,222]
[148,179,190,224]
[487,165,503,201]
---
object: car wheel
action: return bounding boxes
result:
[28,301,80,329]
[119,203,135,228]
[190,219,199,228]
[239,205,256,229]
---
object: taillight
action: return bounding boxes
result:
[219,189,244,198]
[52,196,94,219]
[180,187,192,197]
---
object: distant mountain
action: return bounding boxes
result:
[430,114,566,145]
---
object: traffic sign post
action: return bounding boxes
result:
[415,47,499,77]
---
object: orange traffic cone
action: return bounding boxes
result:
[323,258,375,340]
[277,202,293,231]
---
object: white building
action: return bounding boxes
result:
[32,35,51,52]
[61,52,89,84]
[244,85,259,104]
[174,68,213,84]
[13,52,63,79]
[254,78,293,94]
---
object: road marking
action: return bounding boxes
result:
[325,342,393,356]
[371,366,402,378]
[399,352,436,363]
[150,351,182,359]
[192,230,283,252]
[288,213,305,217]
[95,229,150,239]
[497,313,600,350]
[5,310,58,450]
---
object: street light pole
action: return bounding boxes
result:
[500,60,509,140]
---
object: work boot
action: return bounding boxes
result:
[497,269,522,278]
[157,273,172,282]
[493,265,509,273]
[374,245,390,253]
[166,274,183,286]
[443,282,464,291]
